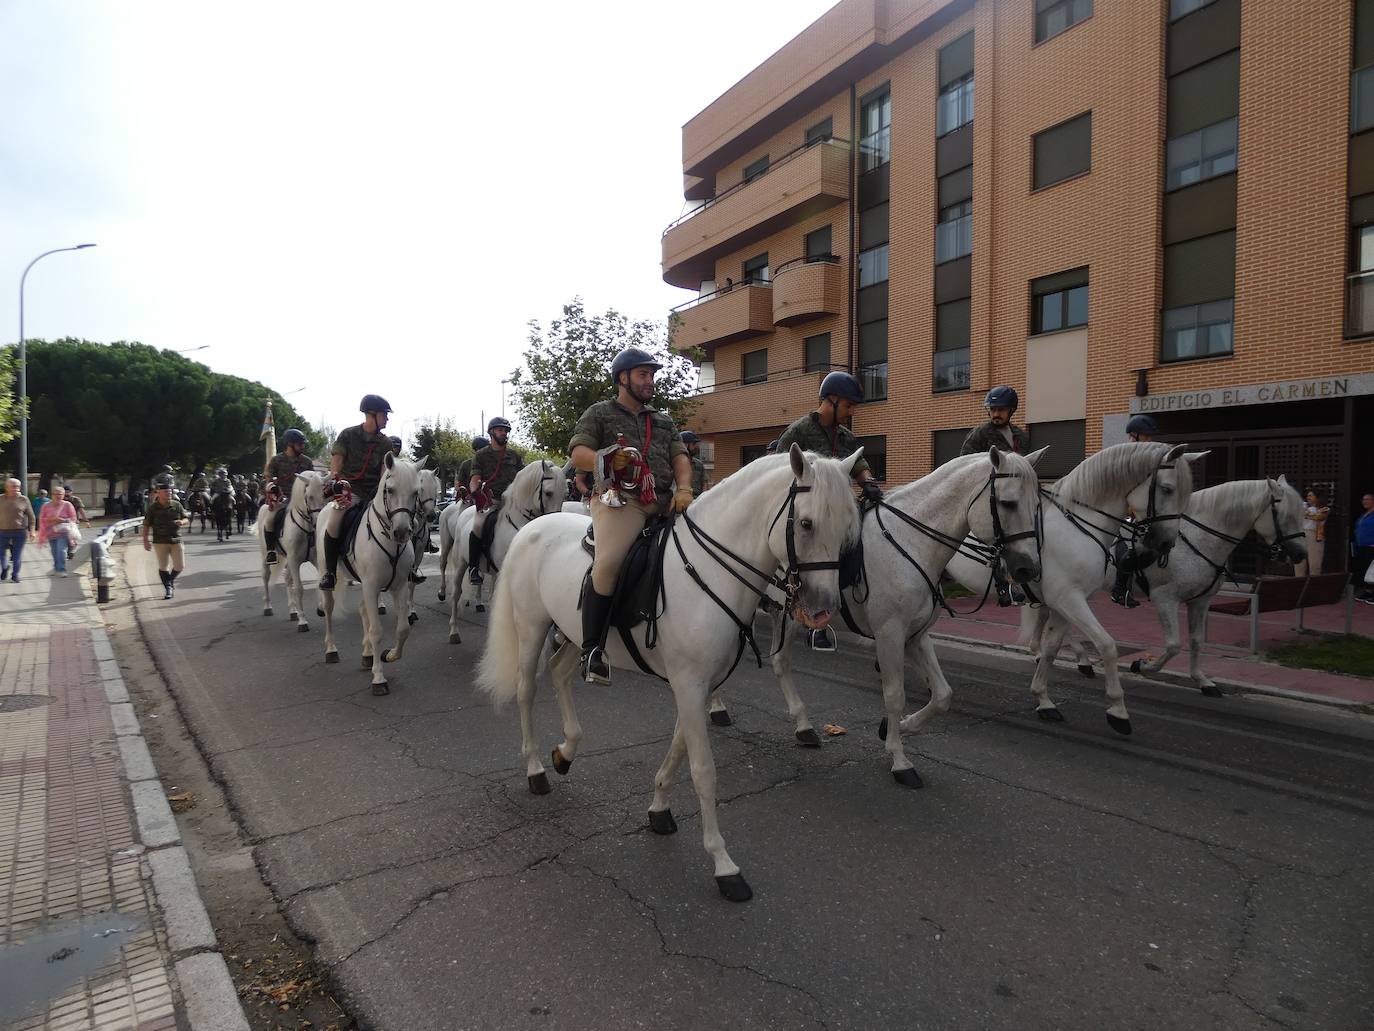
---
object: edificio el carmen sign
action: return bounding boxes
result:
[1130,373,1374,414]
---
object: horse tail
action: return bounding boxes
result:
[1016,605,1047,652]
[476,564,520,707]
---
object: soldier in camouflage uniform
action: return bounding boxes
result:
[568,347,694,684]
[680,431,709,496]
[209,466,233,500]
[959,385,1031,456]
[142,475,189,599]
[455,435,487,509]
[319,394,395,590]
[189,469,209,493]
[262,428,314,564]
[467,417,523,585]
[389,435,404,457]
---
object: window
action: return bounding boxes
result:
[858,320,888,401]
[804,332,832,373]
[743,155,769,184]
[805,225,833,260]
[856,436,887,481]
[858,244,889,287]
[1033,112,1092,189]
[806,117,833,146]
[741,444,769,466]
[1031,267,1089,334]
[935,298,971,393]
[935,200,972,263]
[860,88,892,172]
[937,75,974,136]
[932,428,971,469]
[741,348,768,384]
[742,253,769,283]
[1355,66,1374,134]
[1161,298,1234,361]
[1166,117,1237,190]
[1027,420,1086,478]
[1359,223,1374,272]
[1170,0,1217,20]
[1035,0,1091,43]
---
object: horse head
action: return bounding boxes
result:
[1122,442,1196,558]
[770,444,863,629]
[295,471,327,523]
[512,459,568,518]
[1260,473,1308,564]
[377,453,420,545]
[969,446,1045,585]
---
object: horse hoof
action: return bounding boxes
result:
[408,612,419,626]
[325,651,339,664]
[709,710,732,727]
[1078,663,1095,678]
[892,767,924,789]
[1129,659,1143,675]
[1106,714,1133,736]
[437,590,446,602]
[361,654,374,669]
[528,772,551,796]
[715,873,753,903]
[647,808,677,835]
[878,717,889,740]
[795,728,821,748]
[263,607,273,617]
[550,747,573,776]
[382,651,396,663]
[377,605,386,615]
[297,623,310,633]
[475,603,486,614]
[1036,707,1065,723]
[288,611,297,621]
[448,632,462,645]
[372,681,389,696]
[1200,683,1222,698]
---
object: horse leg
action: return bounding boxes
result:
[547,640,583,775]
[260,546,274,617]
[384,583,412,663]
[1186,597,1221,697]
[289,557,309,631]
[516,626,550,794]
[1056,593,1130,734]
[648,718,687,832]
[874,626,920,786]
[361,585,388,693]
[897,634,953,737]
[437,528,451,602]
[447,565,463,645]
[321,580,339,663]
[1026,610,1071,720]
[1142,596,1183,676]
[671,685,749,900]
[768,613,819,746]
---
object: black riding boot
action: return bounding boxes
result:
[168,570,179,597]
[319,533,341,590]
[159,569,172,600]
[1110,567,1139,608]
[468,531,484,585]
[264,528,278,564]
[580,589,614,685]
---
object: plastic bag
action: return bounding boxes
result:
[60,521,82,545]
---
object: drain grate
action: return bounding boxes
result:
[0,693,54,713]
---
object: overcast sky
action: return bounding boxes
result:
[0,1,837,446]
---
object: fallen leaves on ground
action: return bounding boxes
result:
[822,724,847,736]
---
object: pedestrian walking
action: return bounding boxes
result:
[1,477,36,582]
[63,487,93,559]
[31,488,49,522]
[142,476,190,599]
[1296,487,1330,577]
[1353,491,1374,603]
[37,485,78,577]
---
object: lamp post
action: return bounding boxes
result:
[501,378,510,418]
[173,345,209,355]
[18,243,97,491]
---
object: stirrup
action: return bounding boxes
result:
[469,567,483,584]
[995,583,1013,607]
[409,571,426,583]
[319,572,336,590]
[808,626,837,652]
[581,647,611,685]
[265,550,278,564]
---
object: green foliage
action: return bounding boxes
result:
[508,298,701,456]
[0,347,17,446]
[0,338,322,484]
[410,419,481,485]
[1266,635,1374,677]
[305,425,334,461]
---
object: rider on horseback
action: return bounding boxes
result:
[680,431,709,497]
[189,469,209,493]
[467,418,523,585]
[209,466,233,500]
[960,385,1031,456]
[569,347,694,685]
[388,435,404,456]
[319,395,394,591]
[262,428,314,565]
[455,436,487,505]
[1111,414,1160,608]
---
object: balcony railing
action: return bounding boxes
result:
[1347,270,1374,338]
[687,364,844,435]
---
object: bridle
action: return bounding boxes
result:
[521,461,556,521]
[1175,487,1304,601]
[1040,450,1180,570]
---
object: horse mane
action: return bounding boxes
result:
[688,452,861,547]
[1052,442,1184,508]
[1187,479,1266,523]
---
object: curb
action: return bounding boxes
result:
[92,622,252,1031]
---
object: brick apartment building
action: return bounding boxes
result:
[663,0,1374,570]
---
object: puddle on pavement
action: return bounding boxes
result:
[0,910,148,1020]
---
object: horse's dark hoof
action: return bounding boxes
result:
[551,747,572,776]
[361,654,374,669]
[288,611,297,621]
[381,650,395,663]
[648,808,677,835]
[892,767,923,788]
[709,709,732,727]
[528,772,551,795]
[1036,707,1065,722]
[377,605,386,615]
[475,603,486,614]
[297,623,310,633]
[436,590,446,602]
[325,651,339,664]
[1129,659,1143,674]
[715,873,752,902]
[371,681,389,696]
[316,607,325,617]
[263,607,273,617]
[878,717,889,740]
[408,612,419,625]
[1200,683,1222,698]
[1106,714,1133,736]
[1078,663,1095,678]
[795,728,821,748]
[448,632,461,645]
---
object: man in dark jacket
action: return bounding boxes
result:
[960,386,1031,456]
[468,418,524,584]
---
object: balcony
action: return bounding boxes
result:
[1347,271,1374,338]
[670,281,774,354]
[772,255,842,326]
[662,138,850,289]
[687,366,830,436]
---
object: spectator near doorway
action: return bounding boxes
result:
[1353,491,1374,603]
[1295,488,1329,577]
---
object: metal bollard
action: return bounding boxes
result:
[90,538,115,604]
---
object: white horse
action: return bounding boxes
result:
[254,471,326,628]
[762,448,1046,786]
[317,454,421,695]
[440,459,567,644]
[477,445,862,902]
[947,441,1198,735]
[381,464,440,663]
[1049,476,1306,695]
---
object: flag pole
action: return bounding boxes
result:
[262,400,276,469]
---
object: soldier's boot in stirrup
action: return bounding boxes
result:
[468,532,484,584]
[580,589,614,685]
[808,626,837,652]
[319,533,340,591]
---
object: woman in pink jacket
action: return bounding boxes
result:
[37,485,78,577]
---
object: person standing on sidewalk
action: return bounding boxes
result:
[61,485,94,560]
[37,485,78,577]
[142,477,190,599]
[1353,491,1374,603]
[1296,488,1330,577]
[31,487,49,522]
[1,477,36,582]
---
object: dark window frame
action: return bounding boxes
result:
[741,348,769,384]
[935,199,972,264]
[805,225,833,260]
[858,243,890,287]
[860,86,893,173]
[1166,116,1238,191]
[1160,298,1235,363]
[805,117,834,145]
[803,332,832,373]
[742,252,769,283]
[1034,0,1093,46]
[1032,111,1093,191]
[741,444,769,467]
[856,435,888,481]
[858,319,889,402]
[1170,0,1218,22]
[1030,267,1090,335]
[742,154,770,184]
[937,73,974,137]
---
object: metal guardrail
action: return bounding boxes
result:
[89,516,146,603]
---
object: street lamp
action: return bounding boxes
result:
[18,243,97,491]
[501,378,510,417]
[173,345,209,355]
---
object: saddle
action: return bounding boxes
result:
[336,501,369,582]
[580,516,674,677]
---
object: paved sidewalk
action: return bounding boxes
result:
[928,585,1374,707]
[0,544,247,1030]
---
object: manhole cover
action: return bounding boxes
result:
[0,694,54,713]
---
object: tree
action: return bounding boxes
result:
[410,419,480,486]
[508,298,701,455]
[0,347,18,447]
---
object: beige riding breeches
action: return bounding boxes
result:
[589,494,659,595]
[153,543,185,573]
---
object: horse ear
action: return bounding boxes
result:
[1276,472,1289,487]
[384,451,395,470]
[988,446,1003,470]
[840,446,864,477]
[1165,443,1190,463]
[1181,450,1210,465]
[1023,446,1050,469]
[788,442,807,479]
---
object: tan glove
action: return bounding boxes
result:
[611,449,631,472]
[672,485,694,513]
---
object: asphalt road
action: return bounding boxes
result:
[121,527,1374,1031]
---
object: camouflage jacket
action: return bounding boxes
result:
[775,412,871,478]
[143,499,187,544]
[209,475,233,496]
[189,474,208,491]
[472,445,523,500]
[959,421,1031,457]
[569,400,687,494]
[332,424,391,498]
[690,455,707,496]
[266,452,314,495]
[457,458,473,491]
